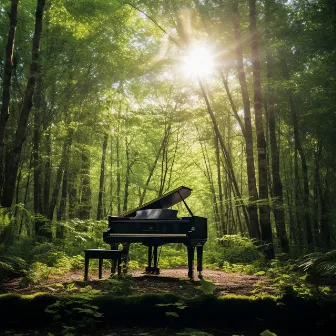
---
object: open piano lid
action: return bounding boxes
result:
[122,186,192,217]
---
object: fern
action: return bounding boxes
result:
[297,250,336,278]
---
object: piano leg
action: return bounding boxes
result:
[122,243,129,274]
[110,244,118,275]
[187,245,195,279]
[153,246,160,275]
[196,245,203,279]
[146,245,153,273]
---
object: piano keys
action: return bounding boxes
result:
[103,186,207,279]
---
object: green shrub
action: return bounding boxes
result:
[107,276,133,296]
[297,250,336,278]
[0,255,28,280]
[205,235,265,267]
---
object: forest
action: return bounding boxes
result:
[0,0,336,335]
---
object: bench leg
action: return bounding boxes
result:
[84,255,89,281]
[99,258,103,279]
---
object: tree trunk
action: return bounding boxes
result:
[280,53,312,247]
[79,145,92,219]
[320,169,331,248]
[313,143,322,247]
[33,79,43,216]
[1,0,46,208]
[198,79,251,235]
[123,137,131,212]
[48,128,73,221]
[232,0,260,239]
[265,0,289,253]
[249,0,274,257]
[68,173,78,220]
[0,0,19,196]
[97,133,108,220]
[43,127,51,215]
[215,136,226,235]
[139,124,171,205]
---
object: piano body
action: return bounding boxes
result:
[103,186,207,278]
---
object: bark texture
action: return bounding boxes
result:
[2,0,46,207]
[0,0,19,196]
[249,0,274,257]
[97,134,108,220]
[232,0,260,239]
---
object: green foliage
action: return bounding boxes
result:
[260,331,277,336]
[196,279,216,295]
[297,250,336,278]
[0,253,28,280]
[45,297,103,334]
[156,301,187,319]
[107,276,133,296]
[252,258,332,299]
[205,235,265,267]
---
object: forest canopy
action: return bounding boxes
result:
[0,0,336,258]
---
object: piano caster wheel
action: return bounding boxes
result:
[144,267,151,274]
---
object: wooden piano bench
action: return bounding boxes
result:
[84,249,122,281]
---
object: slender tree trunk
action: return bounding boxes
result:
[215,136,226,234]
[219,70,245,138]
[320,169,331,248]
[68,174,78,219]
[43,127,51,215]
[33,79,43,216]
[116,113,121,215]
[232,0,260,240]
[1,0,46,207]
[313,143,322,247]
[281,54,312,247]
[97,134,108,220]
[199,136,221,237]
[198,79,251,235]
[265,1,289,253]
[56,130,74,227]
[0,0,19,196]
[249,0,273,257]
[139,124,171,205]
[79,145,92,219]
[48,128,73,221]
[123,138,131,212]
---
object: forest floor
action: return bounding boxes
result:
[2,269,334,335]
[0,267,271,297]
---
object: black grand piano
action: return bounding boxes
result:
[103,186,207,279]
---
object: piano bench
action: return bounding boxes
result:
[84,249,122,281]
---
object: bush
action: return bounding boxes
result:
[205,235,265,267]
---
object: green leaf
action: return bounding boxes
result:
[165,312,179,318]
[260,330,277,336]
[197,279,216,295]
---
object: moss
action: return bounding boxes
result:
[0,292,335,332]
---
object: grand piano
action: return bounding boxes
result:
[103,186,207,278]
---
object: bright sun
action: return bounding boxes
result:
[181,44,216,78]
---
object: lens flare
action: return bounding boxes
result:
[181,44,215,78]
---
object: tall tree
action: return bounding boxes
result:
[249,0,274,257]
[232,0,260,239]
[2,0,46,208]
[0,0,19,196]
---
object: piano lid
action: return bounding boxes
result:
[122,186,192,217]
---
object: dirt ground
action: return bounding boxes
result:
[0,267,270,297]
